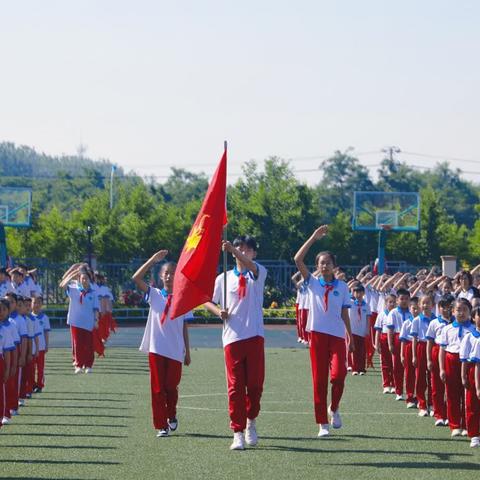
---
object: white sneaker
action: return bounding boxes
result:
[297,337,302,343]
[352,371,359,376]
[74,367,82,374]
[318,424,330,437]
[245,419,258,446]
[84,368,93,374]
[347,367,352,372]
[435,419,445,427]
[383,387,391,394]
[18,399,25,407]
[445,419,449,426]
[10,410,18,416]
[359,372,365,376]
[389,387,396,394]
[470,437,480,448]
[406,402,417,409]
[451,429,462,437]
[328,406,342,429]
[167,418,178,431]
[230,432,245,450]
[461,429,468,437]
[429,409,435,417]
[156,428,169,437]
[418,409,429,417]
[1,417,10,425]
[395,394,404,401]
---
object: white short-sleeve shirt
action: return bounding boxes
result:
[439,321,476,354]
[212,263,267,348]
[32,313,51,351]
[10,312,28,339]
[386,307,413,334]
[0,322,16,355]
[459,330,480,362]
[66,284,99,332]
[457,289,476,302]
[399,318,413,342]
[11,281,31,298]
[303,276,351,339]
[367,288,379,313]
[0,280,13,297]
[410,314,436,342]
[425,317,450,345]
[469,336,480,362]
[139,287,193,362]
[374,310,390,334]
[349,300,371,337]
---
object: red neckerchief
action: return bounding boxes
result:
[234,267,248,299]
[160,293,173,325]
[324,285,335,311]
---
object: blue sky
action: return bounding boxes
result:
[1,0,479,183]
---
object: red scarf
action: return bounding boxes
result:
[160,294,173,325]
[323,285,334,311]
[238,273,247,299]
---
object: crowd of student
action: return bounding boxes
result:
[0,263,117,434]
[295,262,480,448]
[0,265,50,431]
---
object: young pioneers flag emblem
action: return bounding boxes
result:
[170,146,228,319]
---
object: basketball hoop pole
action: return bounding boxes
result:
[378,228,387,275]
[0,223,7,268]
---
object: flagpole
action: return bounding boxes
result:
[223,141,228,313]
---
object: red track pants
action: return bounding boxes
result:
[430,345,447,420]
[366,313,377,368]
[404,342,416,403]
[19,358,34,399]
[465,364,480,438]
[351,334,366,373]
[148,353,182,430]
[415,342,430,410]
[310,331,347,424]
[224,336,265,432]
[444,352,466,431]
[379,333,394,388]
[34,351,46,389]
[391,333,404,396]
[0,358,4,427]
[71,326,94,369]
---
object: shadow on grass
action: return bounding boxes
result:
[6,445,117,450]
[5,432,127,438]
[0,459,121,465]
[341,433,462,443]
[25,405,127,410]
[35,396,128,402]
[16,422,127,428]
[20,413,131,418]
[46,391,136,396]
[323,461,480,470]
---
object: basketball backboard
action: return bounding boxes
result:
[352,191,420,232]
[0,187,32,227]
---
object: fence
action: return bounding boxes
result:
[17,257,427,306]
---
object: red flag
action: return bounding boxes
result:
[170,147,227,319]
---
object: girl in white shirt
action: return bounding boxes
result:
[134,250,192,438]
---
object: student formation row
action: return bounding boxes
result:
[294,266,480,448]
[0,263,117,434]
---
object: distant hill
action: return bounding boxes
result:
[0,141,123,178]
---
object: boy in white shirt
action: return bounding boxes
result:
[205,235,267,451]
[31,296,51,393]
[349,285,371,375]
[134,250,192,438]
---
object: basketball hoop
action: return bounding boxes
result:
[379,224,393,231]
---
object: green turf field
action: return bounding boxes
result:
[1,347,479,479]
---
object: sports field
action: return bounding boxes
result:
[1,330,479,480]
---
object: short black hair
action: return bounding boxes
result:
[353,285,365,293]
[233,235,258,252]
[0,298,10,310]
[5,292,18,301]
[455,297,472,312]
[397,288,410,297]
[471,306,480,319]
[315,251,337,267]
[439,294,455,308]
[410,296,419,304]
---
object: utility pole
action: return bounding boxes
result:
[382,146,401,162]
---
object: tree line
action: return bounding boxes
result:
[1,143,479,267]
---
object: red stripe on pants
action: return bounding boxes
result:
[404,342,416,403]
[430,344,446,420]
[309,331,347,424]
[224,336,265,432]
[20,358,35,399]
[465,363,480,438]
[6,367,19,415]
[300,309,309,342]
[295,304,301,338]
[366,312,377,368]
[379,333,394,388]
[34,351,46,389]
[415,341,429,410]
[71,326,94,369]
[444,352,465,430]
[391,333,404,396]
[148,353,182,430]
[351,334,366,373]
